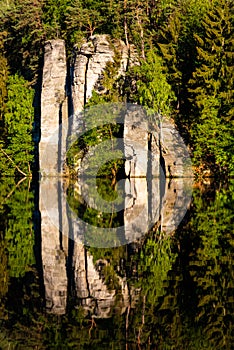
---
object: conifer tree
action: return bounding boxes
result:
[0,0,45,81]
[158,9,182,110]
[157,0,212,125]
[188,0,234,174]
[42,0,70,39]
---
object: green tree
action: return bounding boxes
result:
[157,0,212,126]
[0,74,34,177]
[65,0,105,43]
[0,0,45,81]
[188,0,234,175]
[132,49,175,118]
[42,0,70,39]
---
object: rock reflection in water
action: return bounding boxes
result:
[39,175,192,316]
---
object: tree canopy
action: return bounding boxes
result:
[0,0,233,177]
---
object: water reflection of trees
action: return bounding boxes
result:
[0,180,233,348]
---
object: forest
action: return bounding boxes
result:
[0,0,233,178]
[0,1,234,348]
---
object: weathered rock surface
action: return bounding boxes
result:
[73,244,128,318]
[40,178,68,314]
[161,117,193,178]
[124,178,148,242]
[124,106,149,178]
[39,37,193,179]
[39,39,68,176]
[71,35,130,115]
[161,178,193,234]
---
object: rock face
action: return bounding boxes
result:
[38,36,194,318]
[39,39,68,176]
[39,36,193,179]
[71,35,130,115]
[124,106,149,178]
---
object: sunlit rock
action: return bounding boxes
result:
[39,39,67,176]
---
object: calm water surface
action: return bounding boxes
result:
[0,178,233,349]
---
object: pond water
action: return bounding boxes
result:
[0,177,233,349]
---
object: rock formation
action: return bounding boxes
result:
[39,36,193,179]
[39,39,68,176]
[39,36,193,316]
[73,243,128,317]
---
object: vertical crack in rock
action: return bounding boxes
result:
[84,246,91,297]
[84,55,91,106]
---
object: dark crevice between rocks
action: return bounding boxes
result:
[58,102,63,174]
[158,120,166,232]
[84,55,92,106]
[84,247,91,297]
[147,132,153,224]
[67,57,73,118]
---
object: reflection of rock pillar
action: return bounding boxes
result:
[150,127,160,178]
[73,242,89,298]
[124,178,148,242]
[150,178,161,227]
[160,117,192,178]
[73,242,121,318]
[39,39,67,176]
[40,178,68,314]
[161,178,193,234]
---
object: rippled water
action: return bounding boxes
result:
[0,178,233,349]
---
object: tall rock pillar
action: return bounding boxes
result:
[39,39,67,176]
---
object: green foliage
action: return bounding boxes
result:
[0,74,34,177]
[87,48,125,105]
[187,182,234,348]
[132,49,176,118]
[4,178,35,278]
[42,0,69,39]
[137,237,178,301]
[188,0,234,174]
[0,32,8,120]
[0,177,35,280]
[0,0,45,80]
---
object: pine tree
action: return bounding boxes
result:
[65,0,108,46]
[0,0,45,81]
[188,0,234,174]
[158,9,182,110]
[157,0,212,125]
[42,0,70,39]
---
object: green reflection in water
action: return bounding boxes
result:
[0,180,233,349]
[0,178,35,278]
